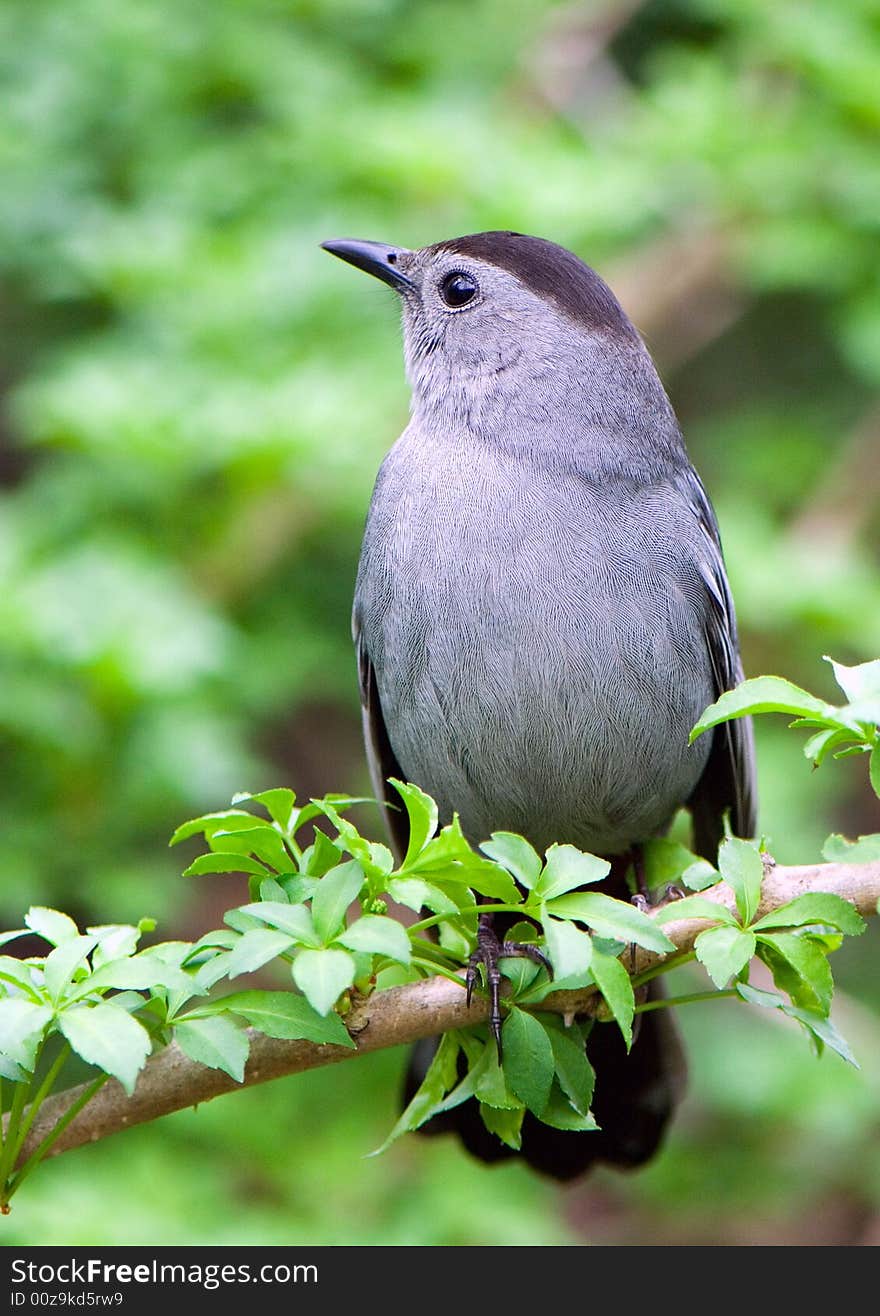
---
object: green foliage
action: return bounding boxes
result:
[692,656,880,784]
[2,647,877,1208]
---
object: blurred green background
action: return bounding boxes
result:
[2,0,879,1246]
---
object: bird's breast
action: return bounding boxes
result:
[355,437,714,853]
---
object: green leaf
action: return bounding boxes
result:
[752,893,865,936]
[451,860,522,903]
[174,1015,249,1082]
[871,745,880,800]
[0,1056,28,1082]
[301,830,346,877]
[736,982,857,1064]
[534,844,610,900]
[540,911,593,982]
[278,874,319,904]
[217,990,354,1047]
[311,860,365,942]
[390,779,439,864]
[694,926,756,987]
[409,819,522,902]
[291,948,356,1015]
[757,931,826,1010]
[480,832,543,890]
[80,952,198,997]
[826,656,880,706]
[691,677,834,742]
[756,932,833,1014]
[0,1000,52,1068]
[306,798,376,871]
[822,832,880,863]
[169,809,259,847]
[187,930,239,958]
[498,952,542,996]
[293,795,376,836]
[642,837,702,889]
[368,842,395,876]
[231,788,296,830]
[235,901,320,945]
[183,852,271,878]
[258,877,287,903]
[539,1087,600,1132]
[654,894,737,926]
[479,1103,525,1148]
[222,928,296,978]
[547,892,675,953]
[682,860,720,891]
[449,1041,499,1118]
[501,1009,554,1116]
[24,906,80,946]
[437,919,474,961]
[472,1046,520,1110]
[193,952,234,992]
[370,1033,460,1154]
[545,1020,594,1117]
[44,934,99,1003]
[782,1005,859,1067]
[335,915,411,965]
[752,943,808,1012]
[717,836,764,925]
[211,826,294,873]
[0,956,42,998]
[88,924,142,969]
[590,950,634,1049]
[736,982,784,1010]
[642,839,717,892]
[803,727,851,766]
[386,877,459,916]
[405,813,470,866]
[58,1002,151,1095]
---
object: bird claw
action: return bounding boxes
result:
[628,882,684,972]
[466,914,552,1061]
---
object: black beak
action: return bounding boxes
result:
[321,238,415,292]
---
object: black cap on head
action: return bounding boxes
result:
[432,231,636,339]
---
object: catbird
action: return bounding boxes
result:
[322,230,756,1180]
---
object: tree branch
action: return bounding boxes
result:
[10,858,880,1167]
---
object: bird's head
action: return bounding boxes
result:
[322,230,677,464]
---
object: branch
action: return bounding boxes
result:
[11,859,880,1167]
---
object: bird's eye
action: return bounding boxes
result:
[439,271,478,308]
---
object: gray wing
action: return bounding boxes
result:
[677,467,757,859]
[353,613,409,864]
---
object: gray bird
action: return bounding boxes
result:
[322,230,756,1180]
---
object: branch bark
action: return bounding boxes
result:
[10,858,880,1168]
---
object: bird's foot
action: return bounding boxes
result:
[466,914,551,1061]
[631,882,685,914]
[628,874,683,973]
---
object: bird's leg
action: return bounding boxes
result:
[622,844,653,1044]
[628,844,650,909]
[624,844,651,978]
[624,845,689,1045]
[629,845,686,913]
[466,912,552,1061]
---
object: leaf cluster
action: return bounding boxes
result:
[3,657,877,1207]
[0,778,671,1206]
[693,656,880,793]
